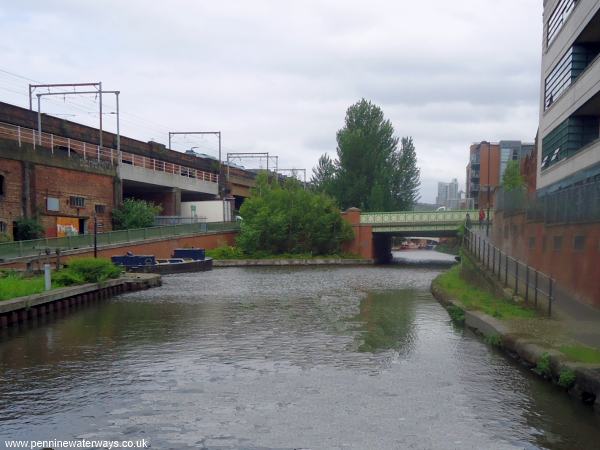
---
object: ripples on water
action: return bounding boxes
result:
[1,264,599,450]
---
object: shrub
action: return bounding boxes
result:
[534,352,552,378]
[13,217,44,241]
[0,232,12,243]
[447,305,465,325]
[112,198,162,230]
[53,270,85,287]
[64,258,121,283]
[557,368,576,389]
[236,173,354,256]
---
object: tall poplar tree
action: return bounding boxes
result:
[311,99,421,211]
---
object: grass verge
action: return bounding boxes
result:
[0,273,46,301]
[559,344,600,364]
[435,264,535,320]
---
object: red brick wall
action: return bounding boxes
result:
[33,165,115,237]
[0,158,23,237]
[0,231,237,270]
[342,208,374,259]
[492,212,600,307]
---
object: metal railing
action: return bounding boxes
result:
[465,227,554,316]
[496,179,600,224]
[0,222,240,261]
[0,121,218,183]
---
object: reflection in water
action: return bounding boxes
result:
[353,291,416,353]
[0,266,599,450]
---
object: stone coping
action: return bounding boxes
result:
[0,273,160,314]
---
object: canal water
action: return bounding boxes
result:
[1,256,600,449]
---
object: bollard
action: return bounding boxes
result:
[492,247,496,275]
[44,264,51,291]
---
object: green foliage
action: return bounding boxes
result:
[435,265,535,319]
[0,272,45,300]
[310,154,337,196]
[534,352,552,378]
[484,334,503,348]
[557,368,576,389]
[112,198,162,230]
[502,160,525,191]
[13,217,44,241]
[206,246,246,259]
[63,258,121,283]
[312,99,420,211]
[559,344,600,364]
[0,232,11,243]
[53,270,85,287]
[447,305,465,325]
[236,173,354,256]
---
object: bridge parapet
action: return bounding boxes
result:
[361,209,493,226]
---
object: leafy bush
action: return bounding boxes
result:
[0,232,12,243]
[534,352,552,378]
[53,270,85,287]
[13,217,44,241]
[557,368,576,389]
[236,173,354,256]
[63,258,121,283]
[112,198,162,230]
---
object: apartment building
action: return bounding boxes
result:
[436,178,459,209]
[466,141,534,209]
[538,0,600,192]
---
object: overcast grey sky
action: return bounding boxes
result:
[0,0,542,202]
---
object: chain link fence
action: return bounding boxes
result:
[465,228,555,316]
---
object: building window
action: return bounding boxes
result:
[541,116,599,169]
[0,221,6,233]
[95,204,106,214]
[69,196,85,208]
[528,237,536,249]
[573,235,586,251]
[0,174,4,197]
[547,0,577,47]
[47,197,60,212]
[544,45,600,109]
[553,235,563,252]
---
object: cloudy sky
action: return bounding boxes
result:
[0,0,542,202]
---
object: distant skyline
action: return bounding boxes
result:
[0,0,542,203]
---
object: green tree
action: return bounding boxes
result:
[392,137,421,210]
[335,99,398,210]
[310,153,336,196]
[112,198,162,230]
[312,99,421,212]
[502,160,525,191]
[236,172,353,256]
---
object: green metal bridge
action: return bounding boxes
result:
[360,209,492,236]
